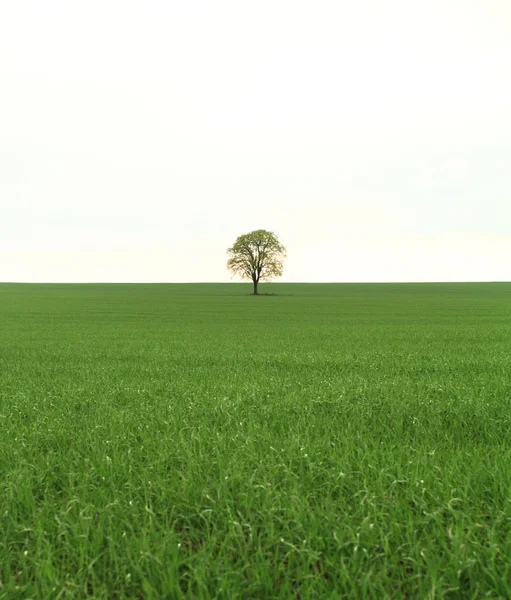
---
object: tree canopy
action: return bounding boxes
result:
[227,230,286,295]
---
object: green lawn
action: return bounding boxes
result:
[1,283,511,598]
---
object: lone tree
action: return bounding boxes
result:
[227,229,286,295]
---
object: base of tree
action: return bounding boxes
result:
[250,292,277,296]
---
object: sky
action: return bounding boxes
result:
[1,0,510,282]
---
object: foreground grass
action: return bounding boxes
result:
[1,282,511,598]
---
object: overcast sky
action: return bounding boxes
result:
[1,0,510,282]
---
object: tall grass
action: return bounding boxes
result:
[1,283,510,598]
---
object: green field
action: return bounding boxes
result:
[1,282,511,598]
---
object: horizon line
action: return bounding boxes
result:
[1,281,509,285]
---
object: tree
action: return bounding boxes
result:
[227,230,286,295]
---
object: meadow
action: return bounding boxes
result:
[1,282,510,599]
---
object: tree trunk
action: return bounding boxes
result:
[253,279,259,295]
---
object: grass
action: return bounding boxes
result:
[1,282,511,599]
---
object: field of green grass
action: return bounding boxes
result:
[1,282,511,598]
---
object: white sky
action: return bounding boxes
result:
[1,0,510,282]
